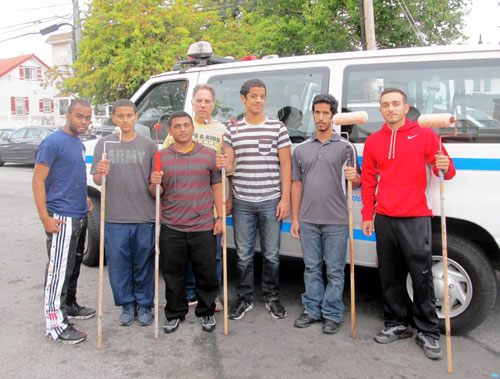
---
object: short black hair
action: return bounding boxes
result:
[312,94,338,115]
[240,79,266,97]
[380,88,407,104]
[168,111,193,128]
[112,99,136,115]
[68,98,91,114]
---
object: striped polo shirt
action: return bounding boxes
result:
[224,118,291,202]
[159,142,221,232]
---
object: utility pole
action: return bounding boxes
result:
[359,0,367,50]
[72,0,82,62]
[363,0,376,50]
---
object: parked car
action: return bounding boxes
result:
[0,126,57,166]
[0,128,16,145]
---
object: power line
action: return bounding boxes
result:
[0,32,39,43]
[0,15,71,35]
[396,0,425,45]
[0,2,70,14]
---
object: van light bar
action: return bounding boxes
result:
[187,41,214,60]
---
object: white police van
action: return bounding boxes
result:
[84,42,500,334]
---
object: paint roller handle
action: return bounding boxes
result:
[97,153,109,176]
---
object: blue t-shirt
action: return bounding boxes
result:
[36,129,88,218]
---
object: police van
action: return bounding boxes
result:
[83,42,500,334]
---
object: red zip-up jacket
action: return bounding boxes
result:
[361,118,456,221]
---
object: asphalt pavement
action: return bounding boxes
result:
[0,164,499,379]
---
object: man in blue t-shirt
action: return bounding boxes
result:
[33,99,93,344]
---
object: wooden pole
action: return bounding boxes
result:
[154,182,160,339]
[222,151,228,336]
[439,171,453,373]
[97,154,106,350]
[348,179,356,338]
[363,0,377,50]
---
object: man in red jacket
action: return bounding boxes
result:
[361,88,456,360]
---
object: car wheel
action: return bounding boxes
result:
[0,154,4,167]
[83,195,100,267]
[406,233,497,334]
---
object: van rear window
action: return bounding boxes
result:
[343,59,500,143]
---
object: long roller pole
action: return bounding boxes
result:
[97,153,106,350]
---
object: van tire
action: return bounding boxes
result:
[83,195,100,267]
[407,233,497,334]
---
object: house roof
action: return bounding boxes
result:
[0,54,50,78]
[45,32,72,44]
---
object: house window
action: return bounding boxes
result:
[19,66,42,80]
[11,97,29,115]
[59,99,69,115]
[39,98,54,113]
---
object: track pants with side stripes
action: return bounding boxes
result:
[44,213,86,339]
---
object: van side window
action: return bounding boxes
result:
[135,80,188,141]
[208,68,329,142]
[343,59,500,143]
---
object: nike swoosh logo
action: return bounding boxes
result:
[408,135,418,140]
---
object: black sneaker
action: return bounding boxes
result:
[48,325,87,344]
[374,325,413,344]
[294,312,321,328]
[201,315,216,332]
[322,318,340,334]
[416,332,443,360]
[164,317,184,333]
[67,303,96,320]
[228,298,254,320]
[265,300,287,319]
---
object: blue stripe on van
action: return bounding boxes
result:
[452,158,500,171]
[87,155,499,171]
[358,157,500,171]
[226,216,377,241]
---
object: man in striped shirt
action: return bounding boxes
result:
[150,111,223,333]
[217,79,292,320]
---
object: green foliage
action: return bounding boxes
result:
[66,0,471,103]
[67,0,256,103]
[244,0,471,54]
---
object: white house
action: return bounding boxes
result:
[0,54,61,127]
[45,32,112,127]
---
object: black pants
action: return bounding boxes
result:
[66,216,87,306]
[160,225,218,320]
[374,214,440,339]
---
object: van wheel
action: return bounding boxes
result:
[406,233,497,334]
[83,196,100,267]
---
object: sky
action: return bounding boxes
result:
[0,0,499,66]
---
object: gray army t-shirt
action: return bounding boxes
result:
[292,133,360,225]
[91,134,156,223]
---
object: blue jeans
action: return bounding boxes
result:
[105,223,155,308]
[185,227,222,299]
[232,197,281,301]
[299,222,348,323]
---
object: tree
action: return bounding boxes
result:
[67,0,256,103]
[67,0,471,102]
[241,0,471,55]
